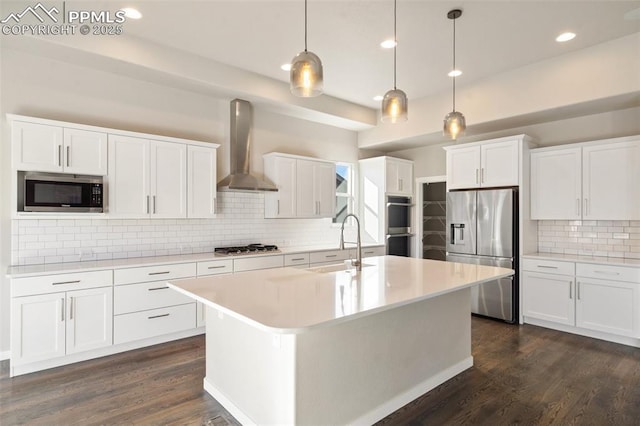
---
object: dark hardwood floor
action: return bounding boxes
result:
[2,318,639,425]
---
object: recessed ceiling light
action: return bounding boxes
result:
[281,63,292,71]
[121,8,142,19]
[555,32,576,42]
[448,69,462,77]
[373,95,384,101]
[380,39,396,49]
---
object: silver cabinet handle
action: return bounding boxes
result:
[537,265,558,269]
[52,280,81,285]
[66,146,70,167]
[153,195,157,214]
[594,270,620,275]
[584,198,588,216]
[148,286,169,291]
[208,265,227,269]
[146,195,150,214]
[277,200,280,215]
[291,257,305,261]
[148,271,170,276]
[61,298,65,321]
[58,145,62,167]
[364,250,374,254]
[576,198,580,216]
[325,254,338,258]
[69,296,74,320]
[148,313,170,319]
[577,281,581,300]
[569,281,572,299]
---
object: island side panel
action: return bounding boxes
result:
[294,288,473,425]
[204,307,297,425]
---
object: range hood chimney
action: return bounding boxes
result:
[217,99,278,192]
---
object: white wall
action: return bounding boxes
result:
[0,47,358,355]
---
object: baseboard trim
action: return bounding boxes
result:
[524,317,640,348]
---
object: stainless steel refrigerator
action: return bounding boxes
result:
[446,188,518,323]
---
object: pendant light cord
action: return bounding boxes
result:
[393,0,397,90]
[304,0,308,52]
[452,13,456,111]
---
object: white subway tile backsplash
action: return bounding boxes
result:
[11,192,352,265]
[538,219,640,260]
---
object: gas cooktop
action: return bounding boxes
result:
[214,244,279,256]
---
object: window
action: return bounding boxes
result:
[334,163,355,224]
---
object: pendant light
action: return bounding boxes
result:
[290,0,323,97]
[443,9,466,139]
[381,0,408,123]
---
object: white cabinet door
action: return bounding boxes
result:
[265,156,296,218]
[386,159,413,195]
[66,287,113,354]
[150,141,187,218]
[187,145,217,218]
[575,278,639,337]
[296,159,316,218]
[108,135,150,216]
[530,147,582,220]
[12,121,63,172]
[11,293,66,365]
[446,146,480,189]
[583,140,640,220]
[522,271,575,326]
[314,161,336,218]
[63,128,108,176]
[480,140,519,187]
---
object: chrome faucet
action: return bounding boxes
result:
[339,213,362,271]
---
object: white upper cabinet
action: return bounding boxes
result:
[385,158,414,196]
[531,136,640,220]
[109,136,186,218]
[446,137,523,190]
[530,147,582,220]
[150,141,187,218]
[264,155,297,218]
[63,128,108,175]
[264,153,335,219]
[12,121,108,176]
[582,140,640,220]
[187,144,218,218]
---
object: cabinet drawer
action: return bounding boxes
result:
[362,246,385,257]
[234,255,284,272]
[11,270,113,297]
[197,259,233,276]
[113,281,194,315]
[310,250,350,264]
[576,263,640,283]
[522,258,574,276]
[113,263,196,285]
[284,253,310,267]
[113,303,196,345]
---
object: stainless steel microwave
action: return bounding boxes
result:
[20,172,104,213]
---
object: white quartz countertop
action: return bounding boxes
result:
[6,243,384,278]
[523,253,640,267]
[168,256,514,334]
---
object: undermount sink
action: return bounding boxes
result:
[307,263,375,274]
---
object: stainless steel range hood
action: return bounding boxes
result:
[217,99,278,192]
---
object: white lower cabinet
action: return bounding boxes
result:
[523,258,640,342]
[11,283,113,366]
[114,304,196,345]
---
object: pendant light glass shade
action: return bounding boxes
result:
[443,110,466,139]
[381,0,407,123]
[443,9,466,139]
[290,50,323,97]
[290,0,323,97]
[381,89,408,123]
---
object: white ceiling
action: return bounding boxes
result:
[81,0,640,109]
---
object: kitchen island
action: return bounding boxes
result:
[168,255,513,425]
